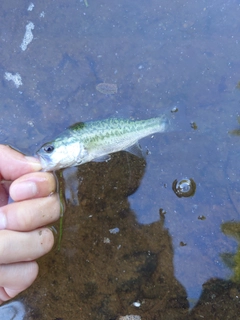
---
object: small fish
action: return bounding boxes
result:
[36,116,168,171]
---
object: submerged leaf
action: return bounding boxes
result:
[96,83,118,94]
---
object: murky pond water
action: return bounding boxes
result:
[1,0,240,319]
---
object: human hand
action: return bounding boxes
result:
[0,145,60,303]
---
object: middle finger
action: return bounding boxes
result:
[10,172,56,202]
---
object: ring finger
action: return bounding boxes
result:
[0,228,54,264]
[0,194,60,231]
[10,172,57,201]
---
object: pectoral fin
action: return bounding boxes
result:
[92,155,111,162]
[125,142,144,158]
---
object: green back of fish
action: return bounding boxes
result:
[66,117,165,149]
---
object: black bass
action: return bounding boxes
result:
[36,116,168,171]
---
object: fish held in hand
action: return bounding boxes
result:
[36,116,168,171]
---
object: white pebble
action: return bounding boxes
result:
[109,227,119,234]
[20,22,34,51]
[132,301,141,307]
[40,11,45,18]
[103,237,110,244]
[4,72,23,88]
[27,3,34,11]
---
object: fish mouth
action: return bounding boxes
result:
[36,153,53,172]
[36,152,67,171]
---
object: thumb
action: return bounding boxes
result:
[0,145,41,181]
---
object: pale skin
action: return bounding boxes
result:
[0,145,60,304]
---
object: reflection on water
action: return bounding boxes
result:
[0,301,25,320]
[1,0,240,318]
[221,222,240,283]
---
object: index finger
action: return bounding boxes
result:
[0,145,41,181]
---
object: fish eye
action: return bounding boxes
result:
[43,145,54,153]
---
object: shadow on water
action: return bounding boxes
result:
[20,153,188,319]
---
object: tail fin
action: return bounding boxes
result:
[156,115,170,133]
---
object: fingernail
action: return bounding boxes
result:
[0,210,6,229]
[24,156,42,171]
[11,181,38,200]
